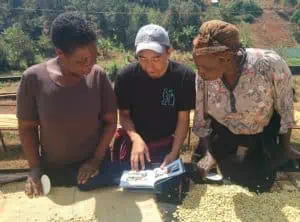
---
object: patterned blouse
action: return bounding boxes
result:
[193,48,294,137]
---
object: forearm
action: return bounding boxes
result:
[171,112,190,156]
[18,126,40,169]
[119,112,142,142]
[93,122,117,160]
[280,128,292,149]
[171,125,189,157]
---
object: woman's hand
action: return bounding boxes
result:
[197,151,217,178]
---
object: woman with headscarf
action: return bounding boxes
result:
[192,20,299,192]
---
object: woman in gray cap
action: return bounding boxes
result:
[192,20,299,192]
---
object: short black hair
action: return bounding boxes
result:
[51,12,96,54]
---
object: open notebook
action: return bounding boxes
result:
[119,159,185,190]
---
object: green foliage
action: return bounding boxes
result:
[220,0,263,24]
[97,37,125,58]
[287,57,300,65]
[0,0,203,54]
[0,40,9,70]
[293,29,300,43]
[238,22,253,48]
[165,0,201,50]
[104,1,130,46]
[147,8,166,26]
[203,6,223,22]
[0,25,37,70]
[3,0,296,74]
[171,26,198,50]
[242,14,255,23]
[127,5,149,47]
[37,35,54,58]
[291,9,300,43]
[167,5,180,34]
[0,4,11,32]
[283,0,298,7]
[157,0,169,12]
[105,62,119,82]
[104,59,130,82]
[291,10,300,23]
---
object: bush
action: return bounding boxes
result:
[283,0,298,7]
[171,26,198,50]
[37,35,54,58]
[238,22,253,48]
[203,6,223,22]
[294,30,300,43]
[242,14,255,23]
[291,10,300,24]
[0,25,39,70]
[105,62,120,82]
[242,0,263,17]
[97,37,124,58]
[147,8,165,25]
[220,0,263,24]
[0,40,9,71]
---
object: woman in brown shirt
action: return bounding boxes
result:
[17,12,118,198]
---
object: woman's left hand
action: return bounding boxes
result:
[77,157,101,184]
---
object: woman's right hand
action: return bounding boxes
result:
[131,137,151,171]
[197,151,217,178]
[25,168,43,198]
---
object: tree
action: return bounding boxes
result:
[203,6,223,22]
[283,0,298,7]
[158,0,169,12]
[171,26,197,50]
[147,8,165,25]
[291,10,300,24]
[127,5,149,47]
[185,0,201,27]
[166,5,180,35]
[0,25,38,69]
[0,1,13,32]
[166,0,201,50]
[220,0,263,24]
[9,0,21,8]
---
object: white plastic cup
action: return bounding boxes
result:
[41,174,51,195]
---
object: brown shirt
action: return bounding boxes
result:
[17,58,117,167]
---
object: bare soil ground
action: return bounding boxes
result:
[251,10,297,48]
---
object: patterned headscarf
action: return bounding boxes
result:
[193,20,240,56]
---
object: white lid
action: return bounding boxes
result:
[41,174,51,195]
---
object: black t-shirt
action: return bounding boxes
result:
[115,61,195,142]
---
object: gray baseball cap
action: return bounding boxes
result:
[135,24,170,54]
